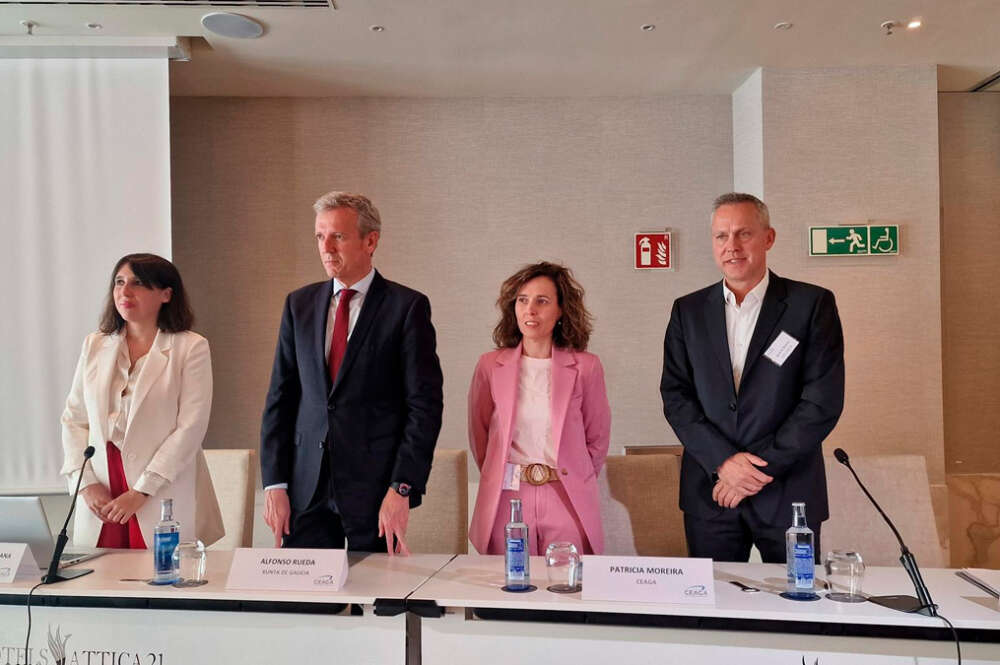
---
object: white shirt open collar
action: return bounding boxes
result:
[722,270,770,309]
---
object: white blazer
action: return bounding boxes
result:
[61,329,224,547]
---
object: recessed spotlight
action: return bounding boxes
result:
[641,24,655,32]
[907,18,922,29]
[86,22,102,30]
[773,21,793,30]
[370,25,385,32]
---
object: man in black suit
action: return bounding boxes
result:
[260,191,443,554]
[660,193,844,562]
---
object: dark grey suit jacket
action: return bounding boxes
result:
[660,271,845,526]
[260,270,444,538]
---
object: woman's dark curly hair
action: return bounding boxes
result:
[98,253,194,334]
[492,261,593,351]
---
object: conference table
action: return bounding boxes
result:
[1,552,998,665]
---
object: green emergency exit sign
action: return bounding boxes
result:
[809,225,899,256]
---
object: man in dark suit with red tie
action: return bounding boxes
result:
[260,191,443,554]
[660,193,845,562]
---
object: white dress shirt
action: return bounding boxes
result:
[267,268,376,492]
[324,268,376,361]
[722,271,770,393]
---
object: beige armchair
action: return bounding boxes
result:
[824,453,945,567]
[407,448,469,554]
[598,453,687,556]
[203,449,257,549]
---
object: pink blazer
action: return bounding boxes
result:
[468,344,611,554]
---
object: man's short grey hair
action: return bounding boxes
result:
[313,191,382,236]
[712,192,770,228]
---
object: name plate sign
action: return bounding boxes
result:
[225,548,348,591]
[0,543,38,583]
[582,555,715,605]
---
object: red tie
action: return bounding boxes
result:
[329,288,356,383]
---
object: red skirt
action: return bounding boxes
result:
[96,441,147,549]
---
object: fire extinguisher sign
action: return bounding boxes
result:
[634,232,672,270]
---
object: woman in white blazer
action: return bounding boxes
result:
[61,253,224,548]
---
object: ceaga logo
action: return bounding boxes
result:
[313,574,337,585]
[684,584,708,597]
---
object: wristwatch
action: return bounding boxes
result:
[390,481,412,497]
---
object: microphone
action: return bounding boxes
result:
[42,445,97,584]
[833,447,937,616]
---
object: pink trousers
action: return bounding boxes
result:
[486,481,592,556]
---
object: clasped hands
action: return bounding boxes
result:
[80,484,148,524]
[712,452,773,509]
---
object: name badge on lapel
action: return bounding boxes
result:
[764,331,799,366]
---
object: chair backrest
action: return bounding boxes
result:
[824,454,944,567]
[203,449,256,549]
[407,448,469,554]
[598,454,686,556]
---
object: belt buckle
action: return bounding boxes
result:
[524,463,550,486]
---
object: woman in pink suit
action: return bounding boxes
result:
[469,262,611,555]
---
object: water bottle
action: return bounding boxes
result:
[151,498,180,584]
[785,502,815,594]
[504,498,530,590]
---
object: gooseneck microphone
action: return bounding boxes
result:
[42,445,97,584]
[833,447,937,616]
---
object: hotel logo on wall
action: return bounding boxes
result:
[635,233,672,270]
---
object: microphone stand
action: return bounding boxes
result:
[834,449,937,616]
[42,446,97,584]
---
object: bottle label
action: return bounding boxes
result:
[154,532,180,575]
[793,543,814,588]
[506,538,527,580]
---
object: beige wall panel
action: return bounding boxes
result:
[757,66,945,483]
[938,92,1000,475]
[170,96,733,472]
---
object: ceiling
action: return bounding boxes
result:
[1,0,998,97]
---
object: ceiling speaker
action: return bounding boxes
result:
[201,12,265,39]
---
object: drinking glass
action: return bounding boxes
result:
[172,540,208,587]
[545,541,581,593]
[824,550,865,602]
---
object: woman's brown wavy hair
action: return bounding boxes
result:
[492,261,593,351]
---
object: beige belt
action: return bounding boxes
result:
[519,463,560,486]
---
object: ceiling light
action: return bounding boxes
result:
[907,18,922,29]
[370,25,386,32]
[641,24,656,32]
[201,12,264,39]
[86,22,102,30]
[773,22,793,30]
[20,19,37,36]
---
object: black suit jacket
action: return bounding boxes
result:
[660,271,844,526]
[260,270,444,536]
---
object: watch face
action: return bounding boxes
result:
[395,483,411,496]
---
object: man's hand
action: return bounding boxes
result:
[378,489,411,556]
[100,489,147,524]
[716,452,772,495]
[80,484,114,523]
[712,479,749,509]
[264,488,291,547]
